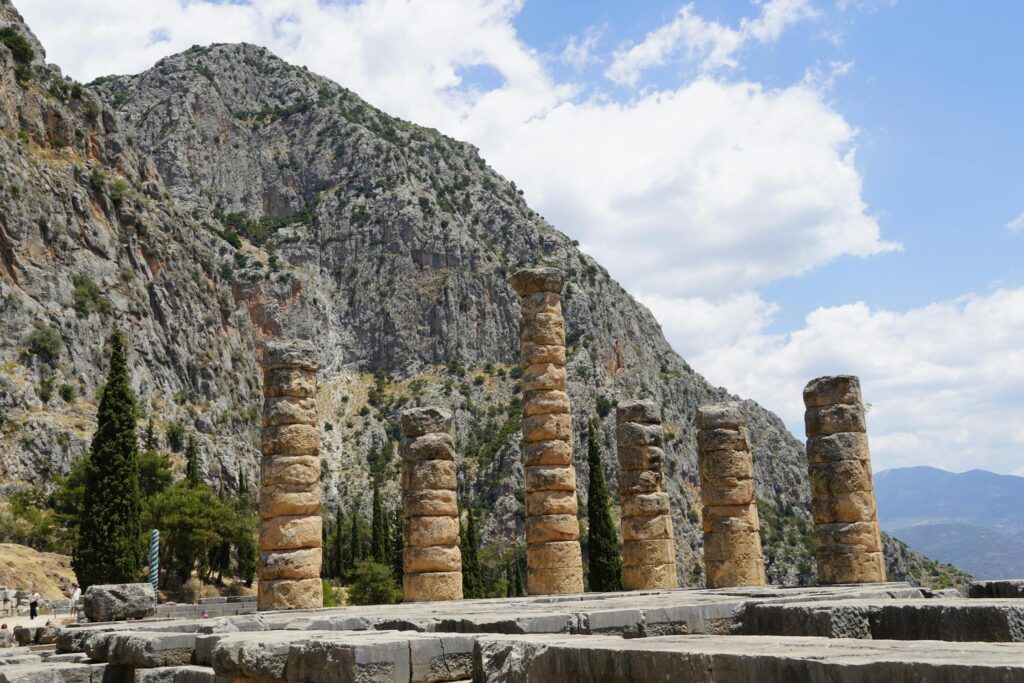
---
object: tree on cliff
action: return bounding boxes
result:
[185,435,200,487]
[371,478,390,564]
[586,419,623,592]
[461,506,484,598]
[73,328,143,589]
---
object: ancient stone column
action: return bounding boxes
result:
[400,407,463,602]
[258,340,323,610]
[696,402,766,588]
[510,267,584,596]
[616,400,678,590]
[804,375,886,584]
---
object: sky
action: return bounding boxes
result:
[16,0,1024,475]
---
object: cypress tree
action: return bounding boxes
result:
[143,418,157,451]
[348,499,362,571]
[371,478,390,563]
[333,506,344,579]
[390,504,403,585]
[461,507,484,598]
[514,559,524,597]
[586,419,623,592]
[73,328,143,590]
[506,563,514,597]
[185,435,200,487]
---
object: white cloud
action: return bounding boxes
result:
[637,291,779,358]
[1007,212,1024,233]
[605,0,818,87]
[801,59,854,92]
[560,26,603,71]
[683,289,1024,474]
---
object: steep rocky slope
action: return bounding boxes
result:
[0,1,960,588]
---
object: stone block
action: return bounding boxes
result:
[622,514,674,541]
[262,367,316,398]
[527,541,582,569]
[520,313,566,347]
[510,267,564,296]
[616,422,663,448]
[698,449,754,483]
[809,459,874,496]
[621,492,670,517]
[525,465,576,492]
[522,390,571,416]
[706,558,766,588]
[403,572,463,602]
[522,412,572,443]
[810,490,878,525]
[697,427,749,453]
[262,396,317,427]
[814,521,882,553]
[527,567,584,595]
[806,432,871,464]
[615,400,661,425]
[526,490,578,516]
[400,406,451,437]
[259,515,322,551]
[82,583,156,622]
[526,515,580,544]
[405,516,460,547]
[260,424,320,456]
[259,547,322,580]
[804,403,866,437]
[523,439,573,466]
[264,340,317,372]
[704,529,763,562]
[402,432,456,461]
[521,292,562,319]
[403,489,458,517]
[619,469,663,495]
[404,544,462,574]
[969,580,1024,599]
[696,402,745,430]
[701,504,760,534]
[402,459,457,491]
[700,478,755,506]
[617,445,665,471]
[622,539,676,567]
[803,375,862,408]
[257,576,322,610]
[521,343,566,367]
[260,455,320,487]
[623,563,678,590]
[816,550,886,584]
[259,484,322,518]
[521,363,567,393]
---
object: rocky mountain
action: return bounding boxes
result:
[0,0,963,589]
[876,467,1024,579]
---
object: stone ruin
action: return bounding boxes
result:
[510,268,584,596]
[804,375,886,584]
[616,400,678,590]
[400,407,463,602]
[258,340,323,610]
[696,403,766,589]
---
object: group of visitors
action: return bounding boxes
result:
[17,583,81,621]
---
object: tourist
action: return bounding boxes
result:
[70,584,81,621]
[28,589,40,621]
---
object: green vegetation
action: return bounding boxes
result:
[185,434,200,487]
[212,206,314,246]
[585,420,623,592]
[0,27,34,64]
[72,274,113,317]
[347,560,400,605]
[165,421,186,452]
[73,328,144,590]
[461,507,484,598]
[58,383,76,402]
[23,322,62,364]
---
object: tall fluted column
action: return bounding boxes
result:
[696,403,765,588]
[510,267,584,596]
[258,340,323,610]
[804,375,886,584]
[616,400,678,589]
[401,407,463,602]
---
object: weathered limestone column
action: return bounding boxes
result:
[401,407,463,602]
[804,375,886,584]
[616,400,678,589]
[696,402,766,588]
[510,267,584,596]
[259,340,323,610]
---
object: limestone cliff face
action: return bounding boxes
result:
[0,2,952,587]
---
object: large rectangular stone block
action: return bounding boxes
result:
[527,567,584,595]
[259,484,322,518]
[261,455,320,487]
[804,403,866,437]
[526,515,580,544]
[404,516,460,547]
[617,445,665,471]
[259,515,322,551]
[810,490,878,525]
[621,492,670,518]
[701,505,760,534]
[622,539,676,567]
[622,514,673,542]
[257,577,322,610]
[806,432,870,464]
[521,363,568,393]
[522,412,572,443]
[619,469,663,495]
[402,459,457,491]
[523,390,571,416]
[403,489,458,517]
[403,572,463,602]
[525,465,576,492]
[260,423,320,456]
[527,541,582,569]
[402,432,456,461]
[816,550,886,584]
[523,440,573,467]
[404,545,462,574]
[809,459,874,496]
[623,563,678,590]
[526,490,578,516]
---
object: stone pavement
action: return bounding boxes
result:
[3,583,1023,682]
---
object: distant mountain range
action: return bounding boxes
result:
[875,466,1024,579]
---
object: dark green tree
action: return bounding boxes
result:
[460,507,484,598]
[348,499,363,573]
[185,435,200,487]
[73,328,144,589]
[332,506,344,579]
[370,479,390,564]
[347,560,400,605]
[142,418,157,451]
[514,559,524,597]
[390,504,404,586]
[585,419,623,592]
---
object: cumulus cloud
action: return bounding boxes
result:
[560,26,603,71]
[1007,212,1024,233]
[605,0,818,87]
[683,289,1024,474]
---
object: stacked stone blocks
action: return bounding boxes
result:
[616,400,678,589]
[401,407,463,601]
[510,267,584,595]
[804,375,886,584]
[259,340,323,610]
[696,402,766,588]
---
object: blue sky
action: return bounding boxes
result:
[18,0,1024,475]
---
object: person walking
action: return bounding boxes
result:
[28,590,40,621]
[69,584,81,621]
